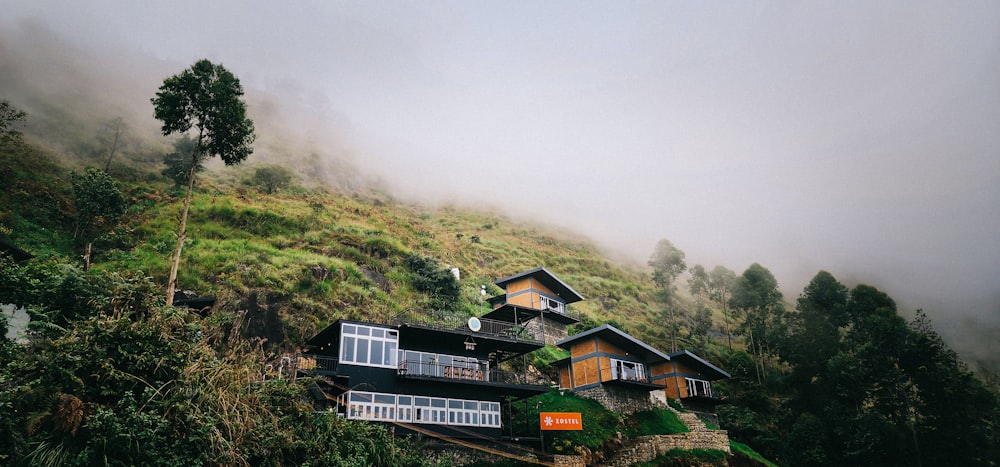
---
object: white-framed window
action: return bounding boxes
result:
[541,296,564,314]
[397,395,413,422]
[611,359,645,382]
[480,401,502,428]
[340,324,398,368]
[343,391,501,428]
[413,396,448,424]
[685,378,712,398]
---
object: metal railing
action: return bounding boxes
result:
[297,354,339,374]
[389,309,542,344]
[397,359,538,386]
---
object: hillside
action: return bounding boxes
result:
[3,103,999,466]
[1,128,698,356]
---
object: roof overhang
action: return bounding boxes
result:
[668,350,731,379]
[556,324,671,364]
[494,267,584,304]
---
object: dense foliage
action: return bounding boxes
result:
[0,257,440,466]
[718,271,1000,466]
[2,98,998,465]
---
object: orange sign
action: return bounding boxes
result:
[540,412,583,431]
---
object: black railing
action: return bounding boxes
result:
[397,359,539,386]
[297,354,339,374]
[389,309,542,344]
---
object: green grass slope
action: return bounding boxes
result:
[2,134,775,465]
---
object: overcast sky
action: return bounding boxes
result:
[3,1,998,362]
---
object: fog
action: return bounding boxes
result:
[2,1,998,367]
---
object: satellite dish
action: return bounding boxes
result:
[468,317,482,332]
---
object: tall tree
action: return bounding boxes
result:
[70,168,128,271]
[99,117,129,171]
[251,165,293,194]
[648,239,687,351]
[152,59,255,306]
[708,266,738,350]
[0,100,28,142]
[780,271,847,403]
[730,263,784,384]
[797,270,849,328]
[689,264,738,349]
[688,264,710,298]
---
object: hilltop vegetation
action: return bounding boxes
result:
[2,99,999,466]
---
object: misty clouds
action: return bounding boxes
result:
[2,1,998,367]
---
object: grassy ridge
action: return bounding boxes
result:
[2,131,733,357]
[2,133,772,465]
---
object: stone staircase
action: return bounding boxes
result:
[669,405,712,432]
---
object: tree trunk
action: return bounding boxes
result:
[668,306,678,352]
[165,143,200,307]
[83,242,92,272]
[722,295,732,351]
[104,119,121,171]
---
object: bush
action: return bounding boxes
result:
[405,254,460,311]
[250,165,294,194]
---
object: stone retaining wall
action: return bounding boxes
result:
[605,431,731,466]
[576,385,659,414]
[553,454,586,467]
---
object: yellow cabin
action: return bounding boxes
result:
[481,267,583,345]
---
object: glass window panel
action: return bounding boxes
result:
[420,353,433,375]
[371,328,384,338]
[406,351,419,369]
[343,324,356,335]
[350,392,372,402]
[398,396,411,405]
[385,342,397,366]
[431,399,446,408]
[370,340,384,366]
[341,336,355,362]
[375,394,395,404]
[356,339,369,364]
[465,401,477,410]
[356,326,370,336]
[450,400,463,409]
[415,397,430,407]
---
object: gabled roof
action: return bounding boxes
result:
[494,267,584,304]
[668,350,731,379]
[555,324,671,363]
[0,239,33,262]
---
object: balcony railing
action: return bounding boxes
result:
[297,354,339,374]
[295,354,546,388]
[389,309,542,344]
[397,359,540,386]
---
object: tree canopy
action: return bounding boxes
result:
[0,100,28,142]
[151,59,255,306]
[648,238,687,292]
[151,59,255,164]
[70,168,127,241]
